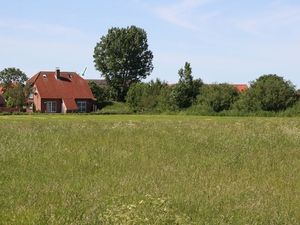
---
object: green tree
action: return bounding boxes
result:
[234,74,297,112]
[3,84,30,109]
[0,68,28,109]
[197,84,239,112]
[126,79,171,112]
[88,81,109,108]
[172,62,203,108]
[0,68,27,88]
[94,26,154,101]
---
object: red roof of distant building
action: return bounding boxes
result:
[233,84,248,93]
[28,71,95,100]
[87,79,107,86]
[0,86,4,95]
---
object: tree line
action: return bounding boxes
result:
[91,62,300,114]
[91,26,300,115]
[1,25,300,115]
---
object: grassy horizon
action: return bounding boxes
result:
[1,115,299,224]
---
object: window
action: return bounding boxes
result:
[77,101,87,113]
[45,101,57,113]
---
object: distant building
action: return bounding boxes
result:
[86,79,107,87]
[27,69,96,113]
[232,84,248,93]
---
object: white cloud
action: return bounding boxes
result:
[154,0,218,30]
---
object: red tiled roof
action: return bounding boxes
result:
[233,84,248,93]
[27,71,95,100]
[63,98,78,110]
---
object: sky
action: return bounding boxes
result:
[1,0,300,88]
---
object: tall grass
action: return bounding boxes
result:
[0,115,299,224]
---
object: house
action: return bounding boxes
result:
[27,69,96,113]
[233,84,248,93]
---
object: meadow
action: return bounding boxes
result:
[0,115,299,224]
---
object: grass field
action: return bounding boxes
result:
[0,115,300,224]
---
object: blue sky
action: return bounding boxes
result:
[1,0,300,88]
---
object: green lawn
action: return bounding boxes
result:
[0,115,299,224]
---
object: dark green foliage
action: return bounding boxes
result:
[196,84,239,112]
[235,74,297,112]
[172,62,203,108]
[0,67,27,87]
[126,79,173,112]
[279,100,300,116]
[0,68,28,109]
[3,84,29,108]
[94,26,153,102]
[88,81,109,108]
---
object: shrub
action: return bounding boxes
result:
[126,80,173,112]
[196,84,239,112]
[88,81,110,108]
[234,74,297,112]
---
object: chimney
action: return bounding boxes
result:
[55,67,61,79]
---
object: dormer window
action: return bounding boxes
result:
[43,74,47,78]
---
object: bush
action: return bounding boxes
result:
[126,80,174,112]
[88,81,110,109]
[234,74,297,112]
[279,100,300,116]
[196,84,239,112]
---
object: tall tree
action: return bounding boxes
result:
[172,62,203,108]
[0,68,27,89]
[178,62,193,84]
[93,26,153,101]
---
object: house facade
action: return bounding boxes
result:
[27,69,96,113]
